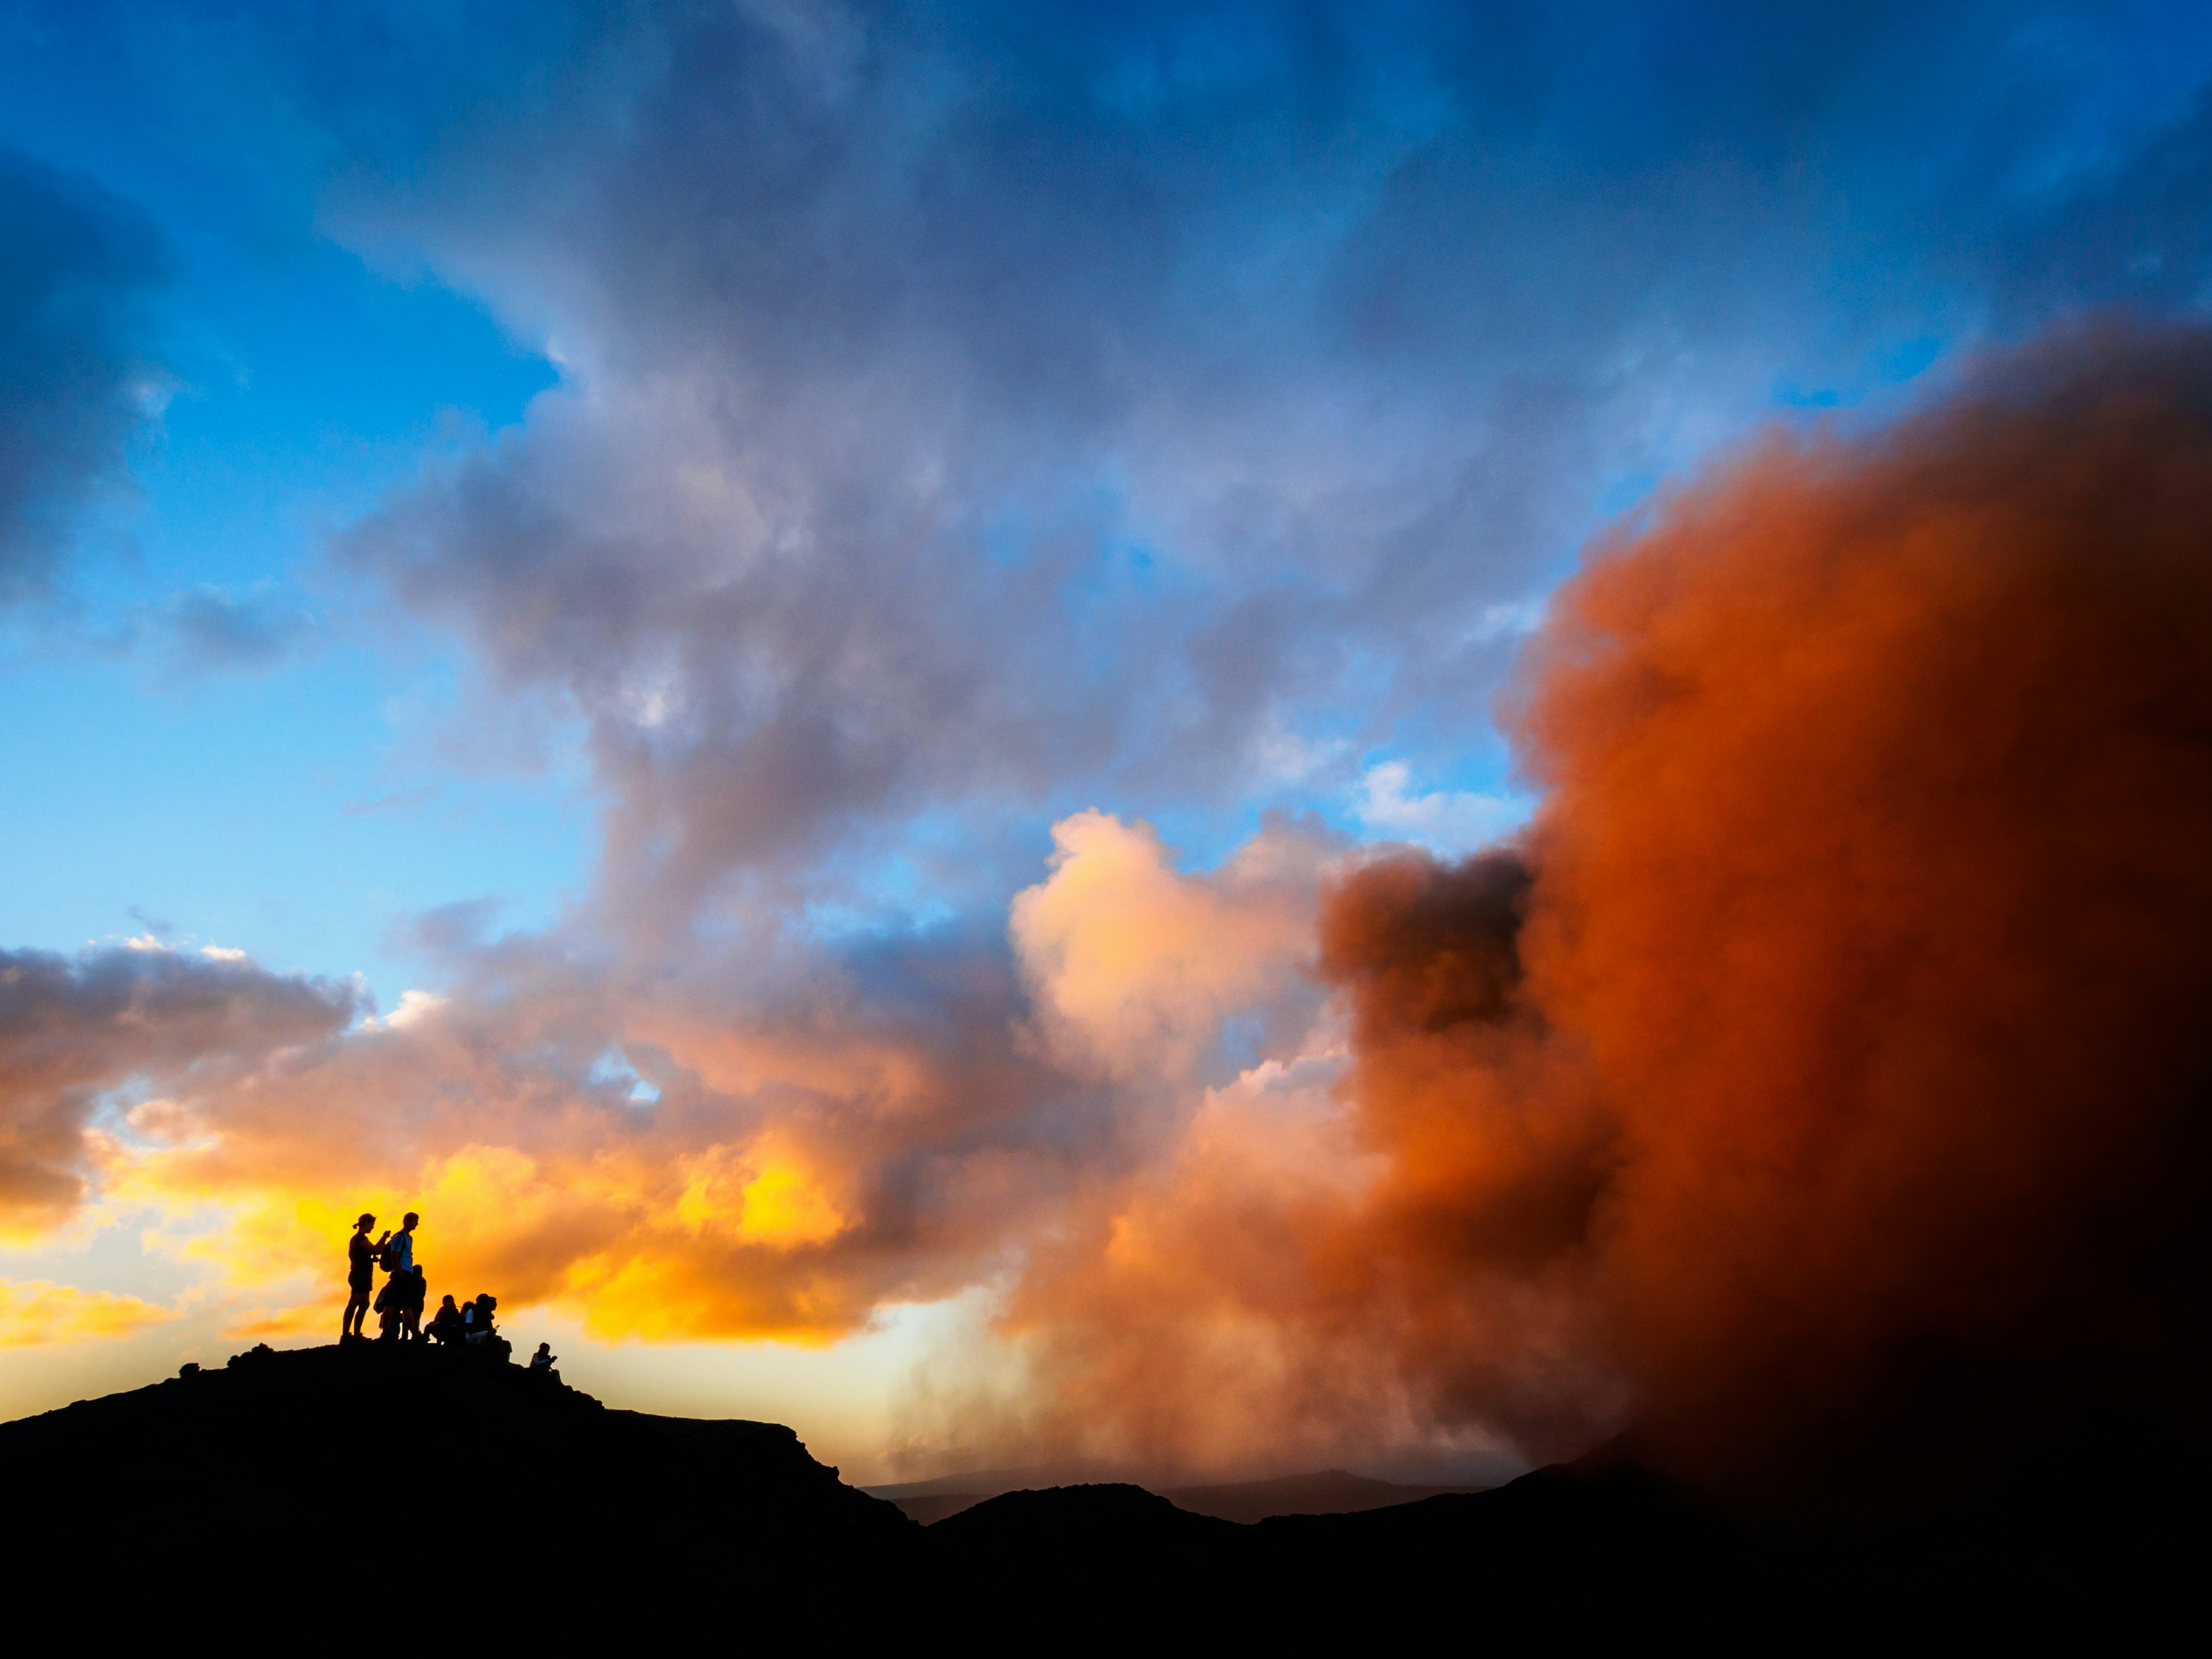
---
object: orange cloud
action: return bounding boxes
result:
[912,323,2212,1504]
[0,1279,177,1346]
[1011,810,1325,1081]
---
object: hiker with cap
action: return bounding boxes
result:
[343,1213,389,1339]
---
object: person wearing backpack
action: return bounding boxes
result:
[381,1212,419,1276]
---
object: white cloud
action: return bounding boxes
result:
[363,988,448,1032]
[199,945,247,963]
[1355,762,1533,856]
[1469,596,1546,643]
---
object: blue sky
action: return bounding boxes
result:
[3,0,2209,1477]
[1,9,579,998]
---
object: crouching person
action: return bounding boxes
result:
[426,1294,464,1345]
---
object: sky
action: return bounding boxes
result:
[3,1,2210,1484]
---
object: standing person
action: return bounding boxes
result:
[385,1212,419,1277]
[342,1214,387,1339]
[373,1211,421,1342]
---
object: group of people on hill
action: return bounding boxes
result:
[342,1211,554,1372]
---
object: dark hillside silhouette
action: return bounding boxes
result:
[0,1342,915,1639]
[1,1347,2201,1643]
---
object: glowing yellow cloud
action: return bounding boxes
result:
[675,1143,845,1246]
[0,1280,177,1347]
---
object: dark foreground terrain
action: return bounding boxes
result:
[2,1344,2199,1645]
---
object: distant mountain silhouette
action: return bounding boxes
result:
[868,1462,1488,1524]
[865,1460,1119,1522]
[2,1345,2199,1643]
[1162,1467,1488,1524]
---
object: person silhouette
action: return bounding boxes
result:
[528,1342,556,1373]
[463,1293,497,1343]
[401,1265,427,1341]
[462,1294,509,1360]
[373,1274,402,1340]
[426,1295,463,1345]
[342,1213,388,1339]
[385,1212,418,1275]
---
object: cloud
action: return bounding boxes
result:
[1354,762,1532,855]
[359,988,446,1031]
[0,802,1332,1366]
[10,8,2212,1499]
[977,323,2212,1507]
[0,149,168,603]
[307,2,2212,934]
[1010,811,1328,1082]
[0,1279,177,1346]
[15,316,2212,1513]
[0,945,357,1231]
[157,586,319,675]
[66,912,1073,1341]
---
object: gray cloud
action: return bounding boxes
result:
[310,2,2212,940]
[159,586,320,675]
[0,945,357,1223]
[0,150,168,604]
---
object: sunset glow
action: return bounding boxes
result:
[4,3,2209,1492]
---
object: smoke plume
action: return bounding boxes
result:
[967,323,2212,1510]
[1315,321,2212,1511]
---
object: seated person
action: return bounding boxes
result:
[426,1293,463,1345]
[463,1293,498,1344]
[528,1342,556,1373]
[373,1277,402,1341]
[402,1266,429,1340]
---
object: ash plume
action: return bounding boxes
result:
[1317,321,2212,1512]
[982,322,2212,1512]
